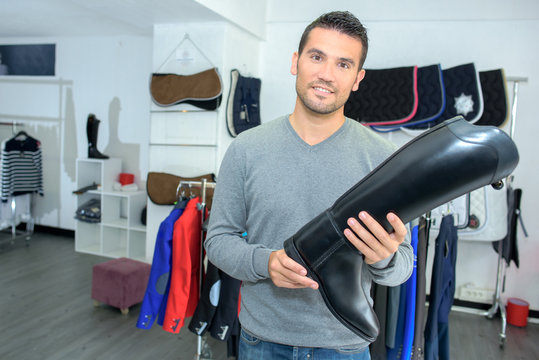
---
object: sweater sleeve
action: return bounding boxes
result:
[367,229,414,287]
[205,140,272,283]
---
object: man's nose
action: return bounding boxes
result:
[317,62,335,82]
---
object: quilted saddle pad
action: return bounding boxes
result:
[226,69,262,137]
[408,63,483,130]
[474,69,509,127]
[344,66,418,126]
[371,64,446,132]
[458,185,508,241]
[150,68,223,110]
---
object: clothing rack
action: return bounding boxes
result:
[484,75,527,348]
[0,120,24,134]
[177,179,216,360]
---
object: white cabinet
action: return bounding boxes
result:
[75,158,148,262]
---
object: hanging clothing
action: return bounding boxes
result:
[401,225,419,360]
[162,197,205,333]
[492,186,526,268]
[207,269,241,341]
[386,282,407,360]
[412,217,428,360]
[1,133,43,202]
[424,214,458,360]
[369,282,388,360]
[188,246,241,358]
[385,285,401,350]
[136,201,187,330]
[188,260,222,336]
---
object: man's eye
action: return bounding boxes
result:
[311,54,322,61]
[339,62,350,69]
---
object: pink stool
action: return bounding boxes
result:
[91,257,151,315]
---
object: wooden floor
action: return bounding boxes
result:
[0,232,538,360]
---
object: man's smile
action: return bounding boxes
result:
[313,86,332,94]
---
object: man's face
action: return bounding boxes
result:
[291,27,365,115]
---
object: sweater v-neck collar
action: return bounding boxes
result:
[284,115,349,151]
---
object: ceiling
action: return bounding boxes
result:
[0,0,224,37]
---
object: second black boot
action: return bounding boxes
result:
[87,114,109,159]
[284,116,519,342]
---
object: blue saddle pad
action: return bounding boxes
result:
[226,69,262,137]
[372,64,446,132]
[408,63,483,130]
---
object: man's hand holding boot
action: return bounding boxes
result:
[344,211,407,264]
[268,249,319,290]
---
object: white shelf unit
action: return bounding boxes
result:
[75,158,148,262]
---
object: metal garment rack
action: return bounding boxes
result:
[483,75,527,348]
[177,179,216,360]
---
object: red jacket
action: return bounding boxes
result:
[162,197,206,333]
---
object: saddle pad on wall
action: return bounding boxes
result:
[371,64,446,132]
[458,185,508,241]
[226,69,262,137]
[429,185,508,242]
[408,63,483,130]
[150,67,223,110]
[146,172,216,208]
[474,69,509,127]
[344,66,418,126]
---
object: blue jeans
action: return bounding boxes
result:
[239,329,371,360]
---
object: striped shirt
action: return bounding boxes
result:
[1,134,43,202]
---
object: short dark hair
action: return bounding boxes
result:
[298,11,369,69]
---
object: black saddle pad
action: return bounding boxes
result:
[344,66,418,125]
[475,69,509,127]
[372,64,446,132]
[409,63,483,130]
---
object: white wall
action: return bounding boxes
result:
[145,21,260,260]
[0,35,152,230]
[260,1,539,310]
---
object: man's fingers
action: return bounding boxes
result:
[357,211,393,246]
[387,212,407,243]
[343,228,378,259]
[343,211,408,264]
[268,250,319,289]
[346,215,386,252]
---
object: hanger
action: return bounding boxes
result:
[14,130,28,141]
[174,181,195,209]
[155,33,215,73]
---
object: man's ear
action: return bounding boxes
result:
[290,52,299,76]
[352,69,366,92]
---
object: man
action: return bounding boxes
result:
[205,11,413,359]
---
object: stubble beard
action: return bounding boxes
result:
[296,81,348,115]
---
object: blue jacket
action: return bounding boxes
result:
[136,205,185,329]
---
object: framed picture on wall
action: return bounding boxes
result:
[0,44,55,76]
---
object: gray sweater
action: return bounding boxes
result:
[205,115,413,349]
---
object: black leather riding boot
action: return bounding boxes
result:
[87,114,109,159]
[283,116,519,341]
